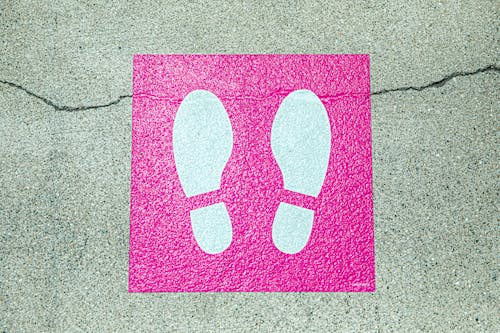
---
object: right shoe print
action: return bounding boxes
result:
[271,90,331,254]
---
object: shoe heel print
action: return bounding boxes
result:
[271,90,331,254]
[173,90,233,254]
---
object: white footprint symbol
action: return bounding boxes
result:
[173,90,233,254]
[271,90,331,254]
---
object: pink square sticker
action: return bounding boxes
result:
[129,54,375,292]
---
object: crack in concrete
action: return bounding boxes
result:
[0,79,132,112]
[0,64,498,112]
[371,64,499,95]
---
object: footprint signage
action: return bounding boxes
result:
[129,54,375,292]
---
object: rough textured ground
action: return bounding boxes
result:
[0,1,498,332]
